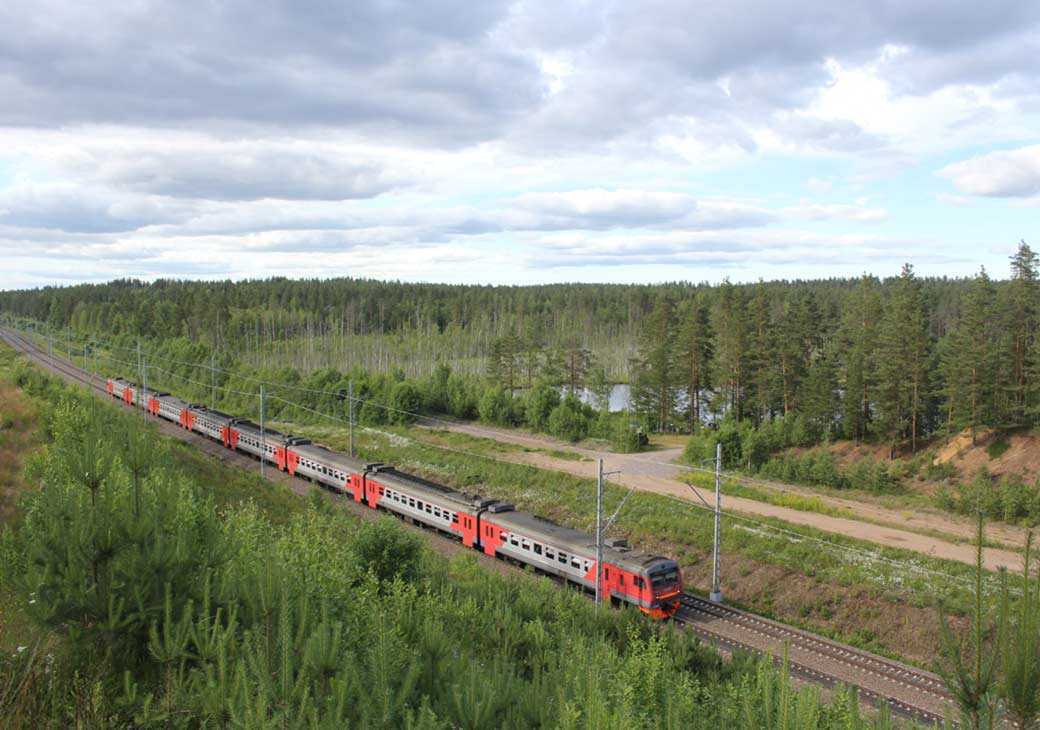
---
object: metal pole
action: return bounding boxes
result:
[210,352,216,404]
[596,458,604,605]
[48,335,52,358]
[137,341,143,409]
[348,379,355,458]
[259,384,266,479]
[710,442,723,603]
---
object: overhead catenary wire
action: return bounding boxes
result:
[267,391,979,592]
[57,330,920,504]
[8,318,1006,593]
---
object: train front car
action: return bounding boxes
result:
[641,557,682,619]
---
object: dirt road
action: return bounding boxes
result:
[419,418,1027,573]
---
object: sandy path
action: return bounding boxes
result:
[419,418,1026,573]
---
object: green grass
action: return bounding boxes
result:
[0,339,997,666]
[291,421,985,618]
[987,437,1011,459]
[167,440,305,523]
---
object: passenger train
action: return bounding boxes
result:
[106,377,683,618]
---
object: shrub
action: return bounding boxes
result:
[389,381,422,425]
[525,382,560,432]
[478,385,515,426]
[758,450,899,493]
[359,398,388,425]
[610,418,645,453]
[17,400,228,672]
[683,429,717,465]
[987,437,1011,460]
[547,398,589,443]
[351,516,424,586]
[447,374,478,419]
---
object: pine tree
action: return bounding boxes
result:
[746,284,773,423]
[941,268,997,442]
[840,275,881,441]
[561,339,591,395]
[774,292,816,417]
[630,297,676,431]
[675,295,712,431]
[486,334,520,392]
[999,241,1038,424]
[876,264,930,454]
[711,280,748,421]
[799,352,839,441]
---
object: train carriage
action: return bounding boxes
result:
[154,393,192,426]
[108,378,137,405]
[286,441,365,496]
[363,465,494,548]
[143,390,169,417]
[187,406,241,448]
[486,509,682,618]
[233,420,300,469]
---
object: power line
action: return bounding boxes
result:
[8,319,1001,593]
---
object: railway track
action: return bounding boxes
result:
[0,327,952,726]
[675,594,949,724]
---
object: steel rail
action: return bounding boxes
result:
[1,327,951,726]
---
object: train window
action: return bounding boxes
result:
[558,553,568,564]
[572,558,581,569]
[545,548,555,559]
[425,504,432,514]
[634,577,645,589]
[408,498,415,507]
[534,544,542,555]
[452,514,459,524]
[509,535,519,546]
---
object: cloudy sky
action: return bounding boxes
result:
[1,0,1038,290]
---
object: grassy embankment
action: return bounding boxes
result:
[24,334,987,663]
[274,417,988,666]
[0,341,919,729]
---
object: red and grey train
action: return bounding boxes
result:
[106,377,683,618]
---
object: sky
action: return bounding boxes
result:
[1,0,1038,290]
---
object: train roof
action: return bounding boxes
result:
[156,392,189,405]
[291,441,366,473]
[187,405,238,423]
[368,465,496,511]
[234,419,289,441]
[490,509,674,573]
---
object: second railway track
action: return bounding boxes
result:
[0,327,953,726]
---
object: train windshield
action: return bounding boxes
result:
[650,566,679,589]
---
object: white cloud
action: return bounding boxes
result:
[1,2,1039,288]
[784,202,888,222]
[939,144,1040,198]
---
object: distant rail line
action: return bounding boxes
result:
[0,328,951,726]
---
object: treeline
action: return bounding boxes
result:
[97,333,644,451]
[1,242,1037,454]
[1,359,905,728]
[631,243,1039,454]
